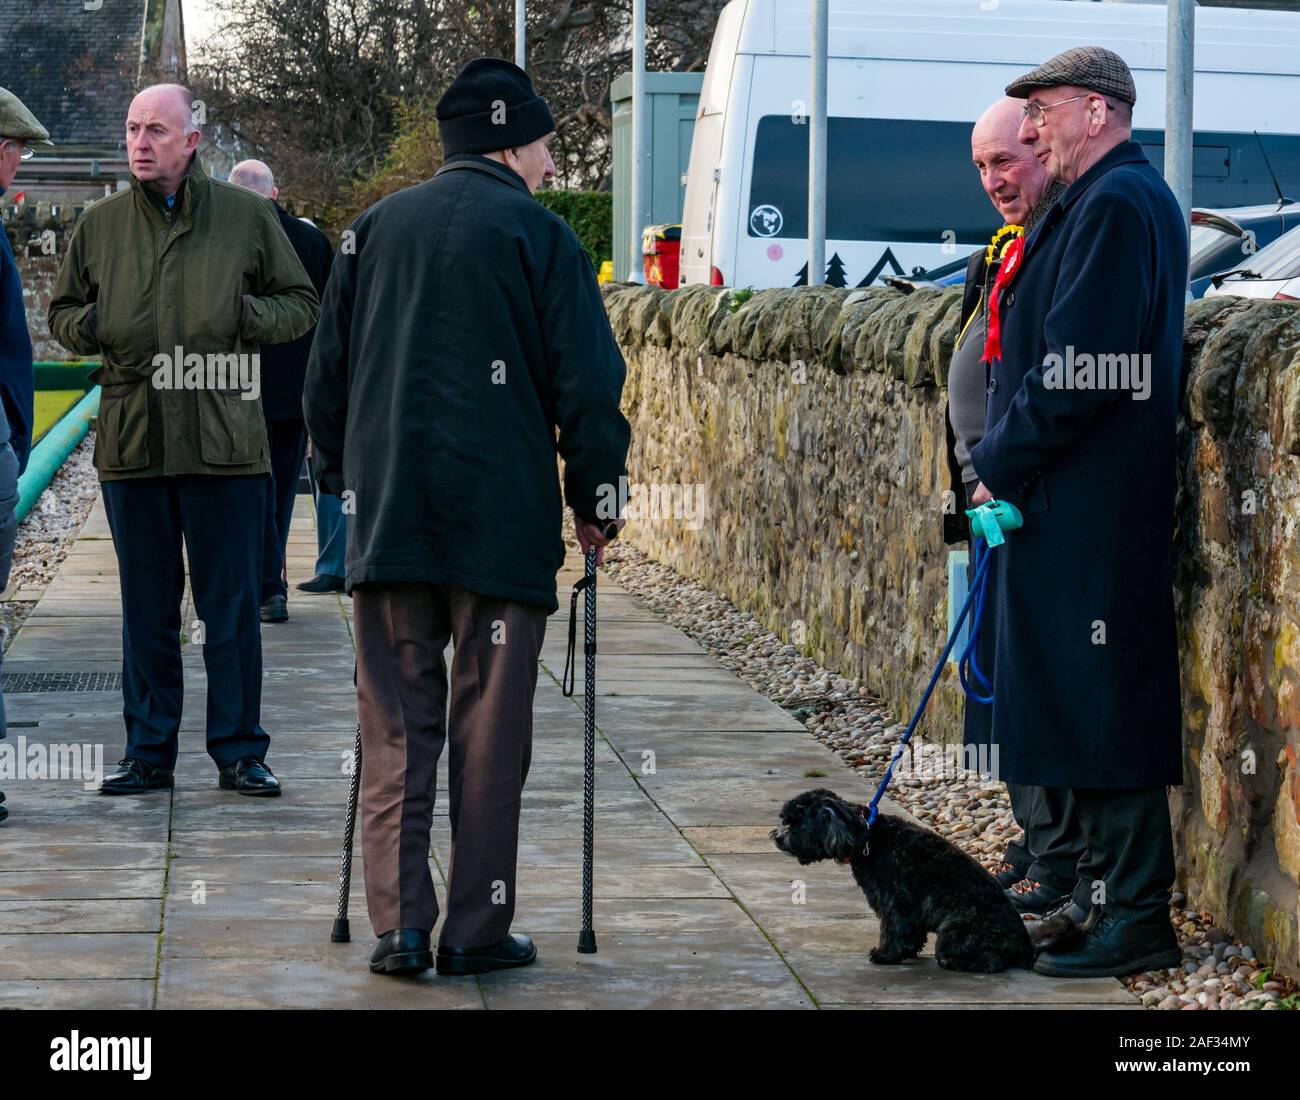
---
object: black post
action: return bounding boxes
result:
[331,722,363,943]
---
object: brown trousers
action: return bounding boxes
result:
[354,583,547,947]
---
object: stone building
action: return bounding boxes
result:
[0,0,187,203]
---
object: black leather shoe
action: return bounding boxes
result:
[1034,911,1181,978]
[260,594,288,623]
[1006,877,1071,916]
[296,574,344,594]
[0,790,7,824]
[993,860,1027,889]
[217,756,282,796]
[437,933,537,976]
[100,758,174,795]
[370,928,434,975]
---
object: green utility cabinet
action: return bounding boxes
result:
[611,71,704,282]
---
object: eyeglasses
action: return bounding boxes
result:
[1022,95,1090,127]
[1,139,34,161]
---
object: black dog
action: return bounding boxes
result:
[772,789,1036,972]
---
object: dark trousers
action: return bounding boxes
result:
[1013,785,1085,892]
[354,582,547,947]
[962,480,1060,886]
[0,441,18,737]
[1003,783,1044,877]
[1065,786,1176,922]
[102,475,271,770]
[261,417,308,601]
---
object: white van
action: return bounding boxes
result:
[678,0,1300,290]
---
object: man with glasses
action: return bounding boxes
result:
[967,48,1188,977]
[0,87,49,824]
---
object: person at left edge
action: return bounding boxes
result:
[48,84,320,797]
[0,85,48,824]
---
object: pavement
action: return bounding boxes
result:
[0,496,1136,1009]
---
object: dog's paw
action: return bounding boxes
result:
[868,946,902,965]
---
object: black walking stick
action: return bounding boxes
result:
[331,721,363,943]
[564,526,616,954]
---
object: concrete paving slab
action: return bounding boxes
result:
[0,979,155,1009]
[0,932,158,979]
[474,932,813,1010]
[156,956,485,1009]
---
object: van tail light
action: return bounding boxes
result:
[709,266,725,286]
[1274,291,1297,301]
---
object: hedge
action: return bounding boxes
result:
[536,190,613,271]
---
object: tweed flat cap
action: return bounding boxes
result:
[1005,46,1137,107]
[0,86,52,146]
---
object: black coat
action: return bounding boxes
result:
[303,154,630,612]
[966,141,1188,789]
[262,204,333,421]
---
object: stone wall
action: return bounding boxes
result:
[5,207,82,361]
[602,281,1300,976]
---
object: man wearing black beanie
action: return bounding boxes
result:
[304,57,630,978]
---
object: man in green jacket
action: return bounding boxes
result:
[49,83,319,797]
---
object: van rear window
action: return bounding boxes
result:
[747,115,998,244]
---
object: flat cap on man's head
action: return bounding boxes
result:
[1005,46,1137,108]
[0,86,53,146]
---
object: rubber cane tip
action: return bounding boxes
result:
[577,929,597,954]
[330,918,351,943]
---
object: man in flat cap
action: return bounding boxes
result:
[967,46,1188,976]
[49,84,319,799]
[305,57,629,978]
[0,87,50,824]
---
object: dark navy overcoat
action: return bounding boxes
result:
[965,140,1187,789]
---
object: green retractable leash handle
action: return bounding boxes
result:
[966,498,1023,545]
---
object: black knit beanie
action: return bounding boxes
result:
[436,57,557,156]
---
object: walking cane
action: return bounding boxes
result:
[330,721,363,943]
[563,525,616,954]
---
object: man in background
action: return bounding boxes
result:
[228,158,334,623]
[945,96,1066,912]
[0,86,48,824]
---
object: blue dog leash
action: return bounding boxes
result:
[862,499,1023,830]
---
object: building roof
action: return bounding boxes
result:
[0,0,149,150]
